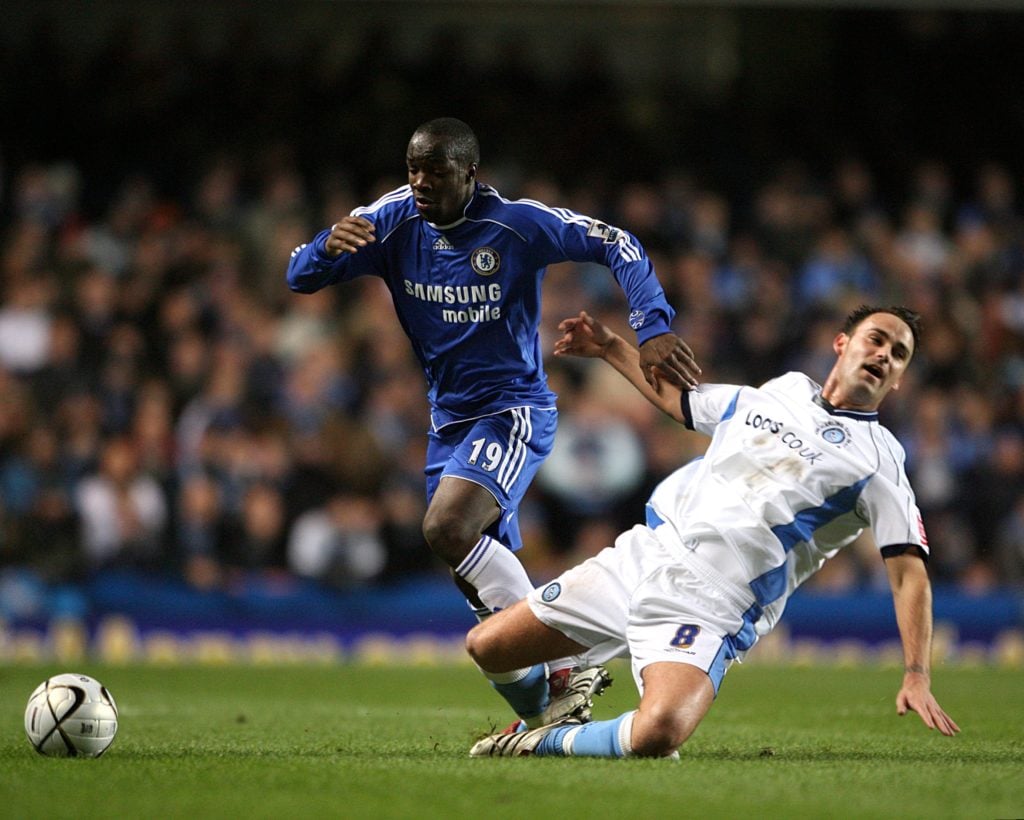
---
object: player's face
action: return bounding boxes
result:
[832,312,915,410]
[406,134,476,225]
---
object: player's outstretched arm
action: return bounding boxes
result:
[884,552,960,737]
[554,311,686,423]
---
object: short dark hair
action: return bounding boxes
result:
[843,304,922,351]
[412,118,480,166]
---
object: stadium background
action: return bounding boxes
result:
[0,0,1022,664]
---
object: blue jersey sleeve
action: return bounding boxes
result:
[286,228,379,293]
[523,202,676,344]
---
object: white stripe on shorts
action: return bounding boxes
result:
[497,407,530,492]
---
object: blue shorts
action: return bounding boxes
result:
[425,407,557,552]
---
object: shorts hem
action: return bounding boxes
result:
[437,473,506,510]
[527,596,601,650]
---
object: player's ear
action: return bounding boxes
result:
[466,163,478,182]
[833,332,848,356]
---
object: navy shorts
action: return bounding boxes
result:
[425,406,557,551]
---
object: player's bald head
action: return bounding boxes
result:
[410,118,480,168]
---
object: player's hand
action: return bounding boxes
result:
[895,674,960,737]
[554,311,617,359]
[324,216,376,257]
[638,332,701,390]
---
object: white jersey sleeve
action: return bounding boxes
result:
[683,383,745,436]
[857,428,929,553]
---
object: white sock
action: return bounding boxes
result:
[481,667,531,685]
[455,535,533,612]
[617,710,635,757]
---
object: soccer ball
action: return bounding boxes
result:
[24,673,119,757]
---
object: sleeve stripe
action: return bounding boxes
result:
[351,186,412,216]
[880,543,929,563]
[681,391,695,430]
[494,194,643,263]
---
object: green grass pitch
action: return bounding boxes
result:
[1,662,1021,819]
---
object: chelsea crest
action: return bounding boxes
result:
[471,247,500,275]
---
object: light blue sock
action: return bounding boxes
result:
[488,664,549,721]
[535,712,634,758]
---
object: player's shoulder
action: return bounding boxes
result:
[760,371,820,398]
[474,184,586,231]
[351,185,418,235]
[776,371,820,391]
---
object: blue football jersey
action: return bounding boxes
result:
[287,183,676,429]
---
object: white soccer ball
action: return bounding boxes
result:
[24,673,119,757]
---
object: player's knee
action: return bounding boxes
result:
[632,705,693,758]
[422,506,478,564]
[464,624,488,666]
[465,622,505,672]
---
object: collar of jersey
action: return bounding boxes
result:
[423,188,479,231]
[813,392,879,422]
[427,214,468,230]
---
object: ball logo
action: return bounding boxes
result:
[471,247,500,276]
[541,582,562,602]
[629,309,645,330]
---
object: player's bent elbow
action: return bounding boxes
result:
[286,270,321,294]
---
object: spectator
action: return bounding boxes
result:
[536,360,647,556]
[176,472,225,590]
[961,428,1024,583]
[795,227,879,310]
[378,475,435,579]
[287,490,388,588]
[224,481,288,575]
[0,275,55,374]
[994,496,1024,586]
[74,435,167,570]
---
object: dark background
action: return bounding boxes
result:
[4,3,1023,214]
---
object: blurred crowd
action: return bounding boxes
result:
[2,13,1024,623]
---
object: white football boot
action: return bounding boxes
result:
[470,718,582,757]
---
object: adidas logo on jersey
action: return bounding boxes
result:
[433,236,454,251]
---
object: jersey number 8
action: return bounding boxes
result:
[670,624,701,649]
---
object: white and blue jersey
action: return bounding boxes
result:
[646,371,929,638]
[286,183,676,431]
[528,370,928,692]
